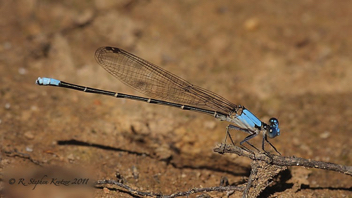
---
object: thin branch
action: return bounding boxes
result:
[214,144,352,176]
[4,150,43,166]
[96,179,244,198]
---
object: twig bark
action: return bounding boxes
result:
[243,160,287,197]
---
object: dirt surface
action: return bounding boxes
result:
[1,0,352,197]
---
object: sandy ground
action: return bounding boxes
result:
[1,0,352,197]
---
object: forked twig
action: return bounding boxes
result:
[96,179,244,198]
[214,144,352,176]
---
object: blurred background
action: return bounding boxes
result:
[1,0,352,197]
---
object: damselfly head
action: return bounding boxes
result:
[267,118,280,138]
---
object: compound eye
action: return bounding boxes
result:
[269,118,279,126]
[267,118,280,138]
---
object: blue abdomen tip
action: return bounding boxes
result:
[36,77,61,86]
